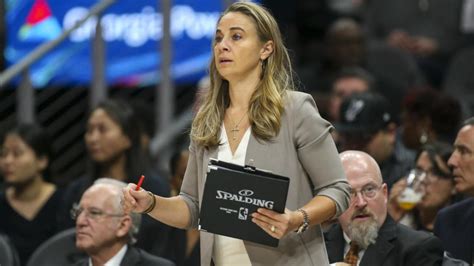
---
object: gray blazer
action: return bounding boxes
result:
[179,91,350,265]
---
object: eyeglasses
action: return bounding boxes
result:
[415,168,451,185]
[70,203,124,221]
[350,184,382,201]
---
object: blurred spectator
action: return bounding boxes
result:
[337,92,414,188]
[297,18,366,96]
[325,151,444,265]
[73,178,173,266]
[293,1,338,67]
[434,118,474,264]
[401,88,462,152]
[365,0,464,87]
[328,67,374,122]
[442,47,474,119]
[327,0,368,20]
[0,123,63,265]
[325,18,367,70]
[60,99,173,259]
[388,141,458,232]
[297,18,423,118]
[364,41,425,117]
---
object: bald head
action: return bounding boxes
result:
[340,150,383,184]
[338,150,388,238]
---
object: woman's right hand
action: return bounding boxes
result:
[388,178,407,221]
[122,183,153,214]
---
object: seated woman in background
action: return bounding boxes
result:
[60,99,173,258]
[388,141,460,232]
[401,88,461,152]
[0,123,62,265]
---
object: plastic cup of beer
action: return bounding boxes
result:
[397,169,426,211]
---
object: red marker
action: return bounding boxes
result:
[135,175,145,191]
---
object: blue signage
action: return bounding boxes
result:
[5,0,230,87]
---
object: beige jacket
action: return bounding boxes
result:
[179,91,350,265]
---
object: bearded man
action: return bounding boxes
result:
[324,151,443,266]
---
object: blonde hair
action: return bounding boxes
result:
[190,2,295,148]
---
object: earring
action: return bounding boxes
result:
[419,130,428,144]
[260,59,266,79]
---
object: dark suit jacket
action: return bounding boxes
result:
[74,246,175,266]
[434,198,474,264]
[325,216,443,266]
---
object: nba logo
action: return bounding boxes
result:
[238,207,248,220]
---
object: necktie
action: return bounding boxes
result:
[344,241,360,266]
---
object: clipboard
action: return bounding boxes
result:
[198,158,290,247]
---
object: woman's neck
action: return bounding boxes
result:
[9,176,46,201]
[99,154,128,181]
[227,75,260,109]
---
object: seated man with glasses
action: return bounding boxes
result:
[325,151,443,266]
[71,178,174,266]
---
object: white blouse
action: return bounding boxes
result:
[212,124,252,265]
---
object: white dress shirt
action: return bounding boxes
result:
[88,245,127,266]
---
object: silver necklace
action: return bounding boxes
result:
[228,112,247,141]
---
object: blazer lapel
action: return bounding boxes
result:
[360,217,397,266]
[202,146,218,205]
[324,224,346,263]
[245,132,259,166]
[204,144,217,161]
[120,246,140,266]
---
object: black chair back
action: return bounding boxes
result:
[26,228,86,266]
[0,233,20,266]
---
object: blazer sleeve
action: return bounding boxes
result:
[404,234,444,266]
[292,92,350,216]
[178,141,200,228]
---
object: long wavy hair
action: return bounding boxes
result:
[190,2,295,148]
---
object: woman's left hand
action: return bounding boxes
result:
[252,208,299,239]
